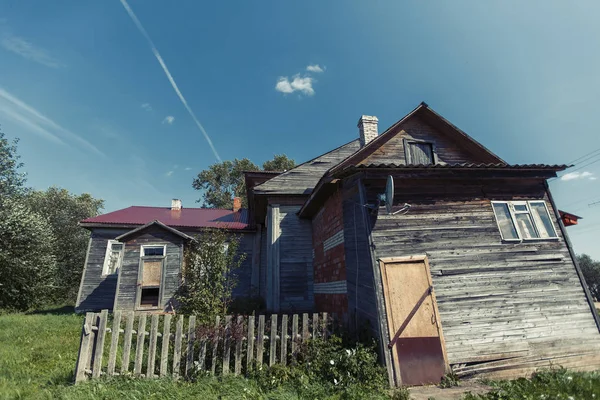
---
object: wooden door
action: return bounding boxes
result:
[379,256,448,386]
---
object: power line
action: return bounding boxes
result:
[566,147,600,165]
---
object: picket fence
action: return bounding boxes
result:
[74,310,337,382]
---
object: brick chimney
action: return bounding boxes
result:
[233,197,242,212]
[171,199,182,211]
[358,115,378,147]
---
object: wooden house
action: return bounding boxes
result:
[76,102,600,384]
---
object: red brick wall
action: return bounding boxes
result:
[312,189,348,314]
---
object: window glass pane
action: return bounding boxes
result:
[144,247,164,256]
[529,202,557,238]
[108,251,121,273]
[515,213,538,239]
[111,243,123,251]
[492,203,519,240]
[408,142,434,165]
[513,204,528,212]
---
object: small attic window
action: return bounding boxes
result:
[405,140,435,165]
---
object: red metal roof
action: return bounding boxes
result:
[80,206,249,230]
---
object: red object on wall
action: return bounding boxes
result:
[559,210,582,227]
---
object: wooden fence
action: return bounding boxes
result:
[74,310,336,382]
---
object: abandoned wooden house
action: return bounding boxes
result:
[76,102,600,385]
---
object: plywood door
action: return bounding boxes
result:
[380,256,448,386]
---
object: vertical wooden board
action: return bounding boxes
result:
[173,315,184,378]
[222,316,232,375]
[312,313,319,339]
[92,310,108,378]
[291,314,298,358]
[302,313,309,341]
[280,315,288,366]
[134,314,147,376]
[210,316,220,376]
[186,316,196,377]
[86,313,98,372]
[107,310,122,376]
[198,339,207,372]
[147,314,159,378]
[246,315,255,371]
[74,312,94,383]
[322,312,328,339]
[160,314,172,377]
[234,316,244,375]
[256,315,265,366]
[269,314,278,367]
[121,312,135,375]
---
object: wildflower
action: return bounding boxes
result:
[346,349,351,356]
[330,359,335,365]
[567,376,573,381]
[334,378,338,385]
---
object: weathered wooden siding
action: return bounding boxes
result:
[76,228,128,312]
[229,232,255,298]
[366,177,600,377]
[254,140,360,195]
[360,117,489,166]
[114,226,184,312]
[259,225,268,301]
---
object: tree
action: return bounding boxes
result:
[577,254,600,301]
[0,128,26,197]
[193,154,296,208]
[27,187,104,302]
[0,197,57,310]
[174,229,246,323]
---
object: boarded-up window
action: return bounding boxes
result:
[406,141,434,165]
[142,260,162,286]
[138,245,166,309]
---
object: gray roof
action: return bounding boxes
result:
[253,139,361,195]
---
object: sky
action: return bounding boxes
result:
[1,1,600,257]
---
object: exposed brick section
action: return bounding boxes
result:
[312,188,347,314]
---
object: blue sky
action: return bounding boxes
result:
[1,1,600,258]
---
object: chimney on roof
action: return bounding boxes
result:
[358,115,378,147]
[171,199,182,211]
[233,197,242,213]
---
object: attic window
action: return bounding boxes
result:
[102,240,123,276]
[405,140,435,165]
[491,201,558,241]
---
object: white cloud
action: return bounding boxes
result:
[275,75,315,96]
[306,64,324,73]
[141,103,152,111]
[162,115,175,124]
[185,167,192,171]
[560,171,596,181]
[165,170,174,177]
[1,35,64,68]
[120,0,221,162]
[0,87,105,156]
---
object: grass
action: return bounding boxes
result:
[1,308,599,399]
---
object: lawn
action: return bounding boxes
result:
[1,309,599,399]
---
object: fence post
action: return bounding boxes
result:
[291,314,298,359]
[147,314,159,378]
[186,315,196,377]
[210,316,220,376]
[302,313,309,341]
[160,314,172,377]
[280,314,288,366]
[134,314,147,376]
[107,310,122,376]
[234,315,244,375]
[74,312,95,383]
[321,312,328,339]
[222,316,232,375]
[246,315,255,372]
[121,312,135,375]
[173,315,184,378]
[269,314,278,367]
[91,310,108,379]
[256,315,265,366]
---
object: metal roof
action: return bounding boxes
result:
[80,206,249,230]
[356,163,569,170]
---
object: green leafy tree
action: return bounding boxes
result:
[193,155,296,208]
[27,187,104,303]
[0,128,26,197]
[577,254,600,301]
[175,228,246,323]
[0,197,57,311]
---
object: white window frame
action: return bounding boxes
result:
[491,200,559,242]
[140,244,167,258]
[102,240,123,276]
[137,244,168,310]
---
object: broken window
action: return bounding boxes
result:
[491,201,558,241]
[138,245,166,309]
[102,240,123,275]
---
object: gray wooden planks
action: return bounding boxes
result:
[106,310,122,375]
[160,314,171,377]
[134,314,147,376]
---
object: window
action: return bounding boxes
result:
[405,141,435,165]
[102,240,123,275]
[143,246,165,257]
[138,245,166,309]
[491,201,558,241]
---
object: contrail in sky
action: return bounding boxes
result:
[119,0,222,162]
